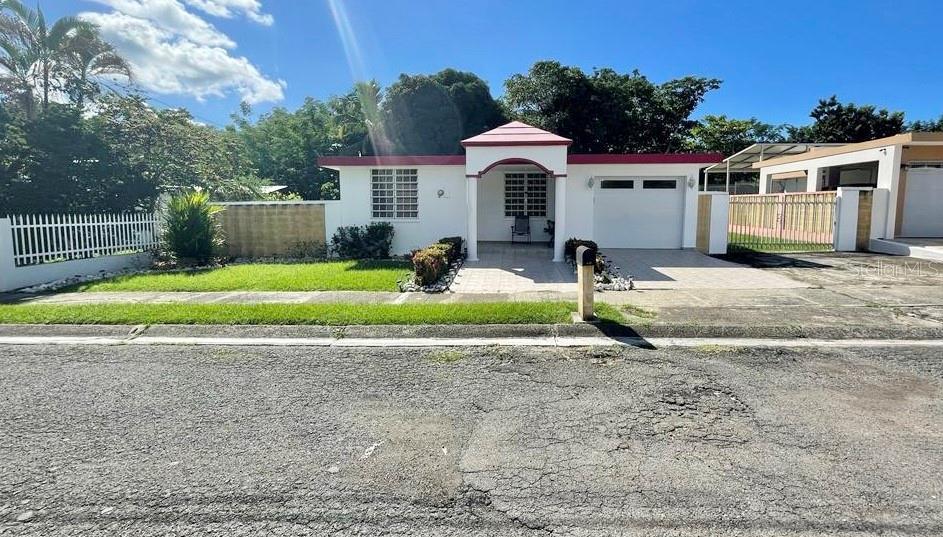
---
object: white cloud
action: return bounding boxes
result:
[183,0,274,26]
[81,0,284,104]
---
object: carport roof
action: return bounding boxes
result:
[704,142,843,174]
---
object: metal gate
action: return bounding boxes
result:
[728,192,836,252]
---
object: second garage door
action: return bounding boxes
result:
[593,177,685,248]
[901,167,943,237]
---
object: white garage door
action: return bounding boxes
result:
[901,168,943,237]
[593,177,684,248]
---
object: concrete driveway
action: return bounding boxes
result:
[605,249,806,290]
[452,243,805,293]
[2,342,941,535]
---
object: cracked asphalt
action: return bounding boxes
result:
[1,342,942,536]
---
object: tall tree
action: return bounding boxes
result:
[378,70,506,154]
[379,73,463,155]
[61,26,131,109]
[908,116,943,132]
[0,1,128,114]
[504,62,721,153]
[788,95,904,143]
[685,115,784,156]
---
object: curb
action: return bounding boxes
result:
[1,322,942,341]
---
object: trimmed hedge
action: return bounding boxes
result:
[331,222,395,259]
[412,244,449,286]
[437,236,463,262]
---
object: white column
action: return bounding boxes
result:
[0,218,14,292]
[553,175,566,262]
[834,187,860,252]
[806,166,822,192]
[466,176,478,262]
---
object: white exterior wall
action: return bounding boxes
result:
[465,146,568,177]
[566,164,703,248]
[332,165,467,255]
[330,161,709,254]
[757,144,901,238]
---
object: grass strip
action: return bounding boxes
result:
[0,302,625,326]
[71,260,413,293]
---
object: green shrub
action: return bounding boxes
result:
[412,245,449,286]
[437,236,463,262]
[162,190,224,263]
[331,222,395,259]
[564,238,598,261]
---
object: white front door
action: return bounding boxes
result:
[593,177,685,248]
[901,168,943,237]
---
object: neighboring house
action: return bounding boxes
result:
[319,121,721,261]
[754,132,943,240]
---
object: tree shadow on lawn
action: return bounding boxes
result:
[343,259,412,272]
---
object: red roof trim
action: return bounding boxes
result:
[319,153,724,167]
[318,155,465,166]
[462,140,572,147]
[567,153,724,164]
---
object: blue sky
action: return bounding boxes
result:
[41,0,943,128]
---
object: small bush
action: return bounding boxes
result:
[564,238,598,261]
[412,244,449,286]
[162,190,224,263]
[331,222,395,259]
[437,236,463,262]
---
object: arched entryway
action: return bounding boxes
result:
[461,122,571,262]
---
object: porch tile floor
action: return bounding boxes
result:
[451,242,575,294]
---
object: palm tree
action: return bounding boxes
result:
[62,27,131,109]
[0,0,125,114]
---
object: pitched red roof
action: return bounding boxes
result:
[461,121,573,147]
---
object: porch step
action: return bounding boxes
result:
[870,239,943,263]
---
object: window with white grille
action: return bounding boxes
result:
[372,168,418,219]
[504,173,547,217]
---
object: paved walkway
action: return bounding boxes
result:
[451,242,574,293]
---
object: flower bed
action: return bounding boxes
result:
[563,238,633,292]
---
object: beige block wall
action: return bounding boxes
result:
[696,195,711,253]
[856,190,873,250]
[216,203,326,258]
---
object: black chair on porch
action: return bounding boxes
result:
[511,215,531,243]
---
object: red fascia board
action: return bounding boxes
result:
[318,153,724,167]
[318,155,466,166]
[567,153,724,164]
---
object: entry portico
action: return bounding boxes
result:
[462,122,571,261]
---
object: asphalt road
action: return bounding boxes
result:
[1,342,941,536]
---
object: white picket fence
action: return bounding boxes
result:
[8,213,159,267]
[1,212,160,291]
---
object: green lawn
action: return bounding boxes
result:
[727,233,832,253]
[70,260,413,292]
[0,302,625,326]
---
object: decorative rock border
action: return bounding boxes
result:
[15,263,225,294]
[566,252,634,292]
[594,254,634,291]
[398,258,464,293]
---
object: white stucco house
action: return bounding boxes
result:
[319,122,721,261]
[755,132,943,243]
